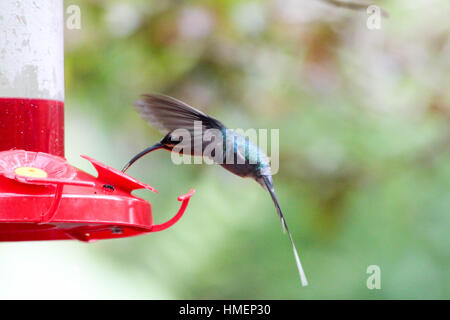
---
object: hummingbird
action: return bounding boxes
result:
[122,94,308,286]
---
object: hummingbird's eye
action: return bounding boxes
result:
[166,135,183,146]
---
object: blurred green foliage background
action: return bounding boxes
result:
[1,0,449,299]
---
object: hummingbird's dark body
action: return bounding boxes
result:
[123,94,308,286]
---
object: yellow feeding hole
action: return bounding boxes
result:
[14,167,48,178]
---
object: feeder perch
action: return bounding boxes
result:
[0,1,194,242]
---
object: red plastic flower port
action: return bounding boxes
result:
[0,150,94,223]
[0,150,94,187]
[81,155,157,194]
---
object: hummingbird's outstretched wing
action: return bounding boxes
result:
[123,94,228,171]
[134,94,226,134]
[262,175,308,287]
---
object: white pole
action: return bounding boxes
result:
[0,0,64,101]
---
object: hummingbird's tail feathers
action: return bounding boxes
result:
[262,175,308,287]
[134,94,226,135]
[122,142,164,172]
[287,228,309,287]
[262,175,287,233]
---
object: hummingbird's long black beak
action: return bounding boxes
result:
[122,142,164,172]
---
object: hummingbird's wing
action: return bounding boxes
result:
[134,94,226,134]
[134,94,227,157]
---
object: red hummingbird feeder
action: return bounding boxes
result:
[0,0,194,242]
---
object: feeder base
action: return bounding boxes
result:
[0,150,194,242]
[0,170,152,242]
